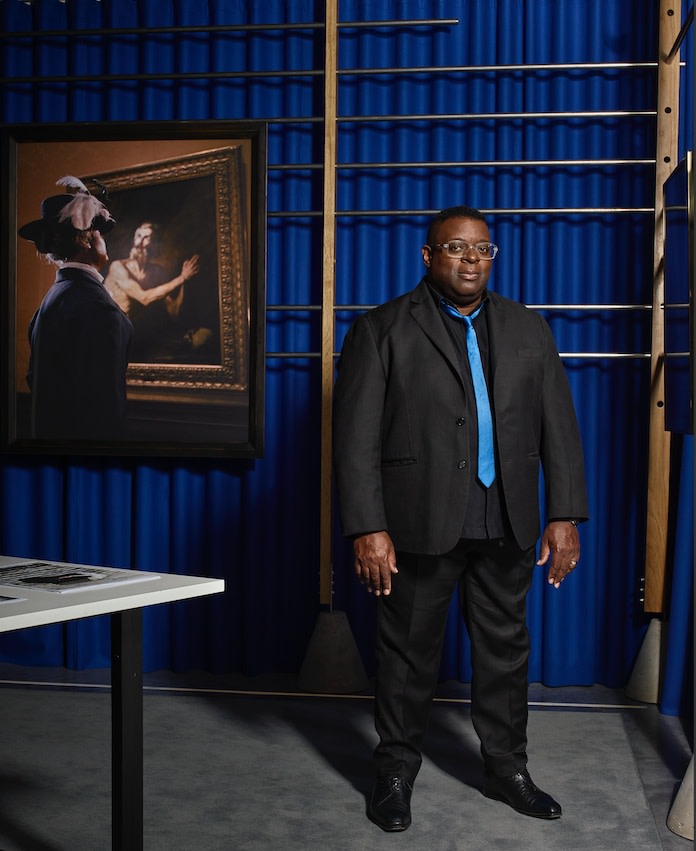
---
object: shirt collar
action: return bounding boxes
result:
[59,262,104,285]
[427,281,489,315]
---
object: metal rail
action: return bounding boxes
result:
[0,19,460,39]
[272,158,656,170]
[268,207,654,216]
[268,303,654,311]
[266,351,654,360]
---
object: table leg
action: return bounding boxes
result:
[111,609,144,851]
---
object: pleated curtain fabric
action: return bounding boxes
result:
[0,0,692,715]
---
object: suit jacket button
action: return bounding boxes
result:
[458,460,467,469]
[456,418,465,426]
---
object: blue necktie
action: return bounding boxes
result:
[440,300,496,487]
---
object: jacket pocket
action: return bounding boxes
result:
[382,457,417,467]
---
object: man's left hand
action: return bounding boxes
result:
[537,521,580,589]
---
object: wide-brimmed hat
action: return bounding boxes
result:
[18,176,115,247]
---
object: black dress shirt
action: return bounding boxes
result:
[430,285,507,540]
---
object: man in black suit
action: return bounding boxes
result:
[333,205,588,832]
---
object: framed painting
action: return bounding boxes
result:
[1,121,267,457]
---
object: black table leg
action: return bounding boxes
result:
[111,609,144,851]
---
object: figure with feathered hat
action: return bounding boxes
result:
[18,176,133,441]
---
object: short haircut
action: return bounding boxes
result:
[426,205,487,245]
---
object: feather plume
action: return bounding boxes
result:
[56,174,90,195]
[59,194,111,231]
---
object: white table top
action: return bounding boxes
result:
[0,555,225,632]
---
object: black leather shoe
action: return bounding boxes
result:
[368,775,413,831]
[483,769,562,819]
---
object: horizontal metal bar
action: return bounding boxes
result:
[338,111,656,122]
[271,158,656,170]
[269,303,654,312]
[338,158,656,168]
[340,19,459,28]
[529,303,653,311]
[558,352,651,359]
[0,19,458,40]
[269,302,683,314]
[338,62,660,74]
[266,350,652,359]
[334,207,654,216]
[269,207,654,218]
[221,110,656,125]
[0,99,657,123]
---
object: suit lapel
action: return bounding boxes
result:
[485,292,517,418]
[409,282,512,383]
[408,279,463,381]
[484,291,508,376]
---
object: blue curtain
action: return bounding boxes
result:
[660,435,694,717]
[0,1,693,710]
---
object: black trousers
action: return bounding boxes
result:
[373,536,535,784]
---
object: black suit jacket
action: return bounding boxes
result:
[27,267,133,440]
[333,279,588,554]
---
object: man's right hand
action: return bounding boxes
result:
[181,255,200,281]
[353,531,398,596]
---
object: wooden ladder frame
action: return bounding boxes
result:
[319,0,338,608]
[317,0,686,615]
[644,0,683,613]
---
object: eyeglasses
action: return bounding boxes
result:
[428,241,499,260]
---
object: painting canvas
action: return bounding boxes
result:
[1,121,267,457]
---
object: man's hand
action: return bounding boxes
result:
[353,531,398,596]
[181,255,200,281]
[537,521,580,589]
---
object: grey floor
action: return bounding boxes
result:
[0,664,692,850]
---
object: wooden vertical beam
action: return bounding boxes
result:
[644,0,681,612]
[319,0,338,608]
